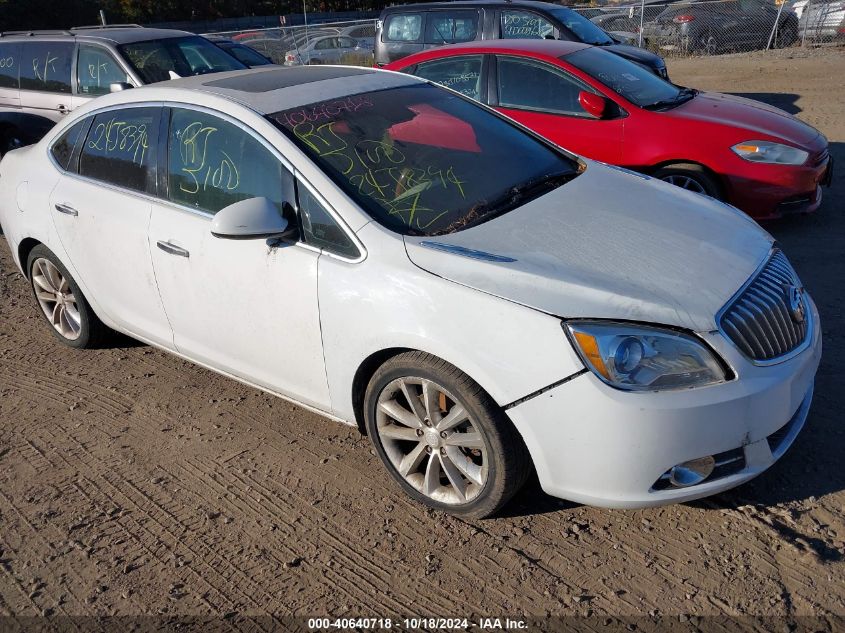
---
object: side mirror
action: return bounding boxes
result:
[579,91,608,119]
[211,197,296,240]
[109,82,134,93]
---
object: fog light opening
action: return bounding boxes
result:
[669,455,716,487]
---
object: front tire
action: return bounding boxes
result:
[364,351,531,519]
[653,163,722,199]
[27,245,110,348]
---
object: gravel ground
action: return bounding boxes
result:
[0,49,844,628]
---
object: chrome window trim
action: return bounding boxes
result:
[46,100,367,265]
[715,247,814,367]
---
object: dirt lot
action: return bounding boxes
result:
[1,49,844,628]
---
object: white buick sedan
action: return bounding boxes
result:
[0,67,821,518]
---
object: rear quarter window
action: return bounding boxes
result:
[385,14,423,41]
[50,118,91,171]
[19,42,74,93]
[0,43,21,89]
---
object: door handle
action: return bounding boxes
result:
[156,240,190,258]
[54,203,78,216]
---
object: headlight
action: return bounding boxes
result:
[731,140,808,165]
[565,321,727,391]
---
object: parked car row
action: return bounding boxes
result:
[585,0,843,54]
[0,8,832,518]
[0,63,824,517]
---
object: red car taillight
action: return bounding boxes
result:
[673,14,696,23]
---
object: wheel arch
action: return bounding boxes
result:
[17,237,42,277]
[351,347,413,434]
[647,159,727,199]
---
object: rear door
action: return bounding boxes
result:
[48,105,174,346]
[424,9,482,45]
[409,54,487,103]
[491,55,623,163]
[0,42,21,114]
[377,12,425,65]
[18,41,75,124]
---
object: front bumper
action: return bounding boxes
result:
[506,300,822,508]
[724,150,832,221]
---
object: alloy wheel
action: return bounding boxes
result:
[659,173,708,195]
[31,257,82,340]
[375,377,488,505]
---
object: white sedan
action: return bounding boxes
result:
[0,66,821,518]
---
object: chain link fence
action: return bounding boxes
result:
[209,0,842,67]
[209,19,376,66]
[575,0,844,55]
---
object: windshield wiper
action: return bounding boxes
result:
[439,170,577,234]
[643,87,697,111]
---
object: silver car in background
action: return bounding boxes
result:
[284,35,366,65]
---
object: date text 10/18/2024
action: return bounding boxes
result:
[307,617,529,630]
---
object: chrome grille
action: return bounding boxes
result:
[719,250,809,362]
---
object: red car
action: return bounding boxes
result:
[386,40,833,220]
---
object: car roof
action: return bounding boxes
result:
[0,26,196,45]
[136,66,420,114]
[395,39,591,60]
[381,0,569,12]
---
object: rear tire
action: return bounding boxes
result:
[27,245,110,349]
[364,351,531,519]
[653,163,722,199]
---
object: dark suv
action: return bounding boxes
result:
[375,0,668,77]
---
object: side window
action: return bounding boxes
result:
[424,11,479,44]
[77,45,131,96]
[50,118,90,171]
[497,57,590,116]
[168,108,295,216]
[385,14,423,42]
[414,56,483,101]
[19,42,74,93]
[79,107,158,193]
[338,37,357,49]
[501,10,556,39]
[0,43,21,90]
[298,184,359,259]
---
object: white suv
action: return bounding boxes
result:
[0,25,246,158]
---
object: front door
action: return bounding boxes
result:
[49,105,173,346]
[72,44,135,110]
[492,55,624,163]
[148,106,330,409]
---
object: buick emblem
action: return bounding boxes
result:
[788,286,806,324]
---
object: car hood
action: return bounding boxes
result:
[404,162,773,333]
[669,91,821,147]
[602,43,665,70]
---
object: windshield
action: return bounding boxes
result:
[549,8,614,45]
[224,43,272,66]
[565,47,689,108]
[268,85,579,236]
[118,36,246,83]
